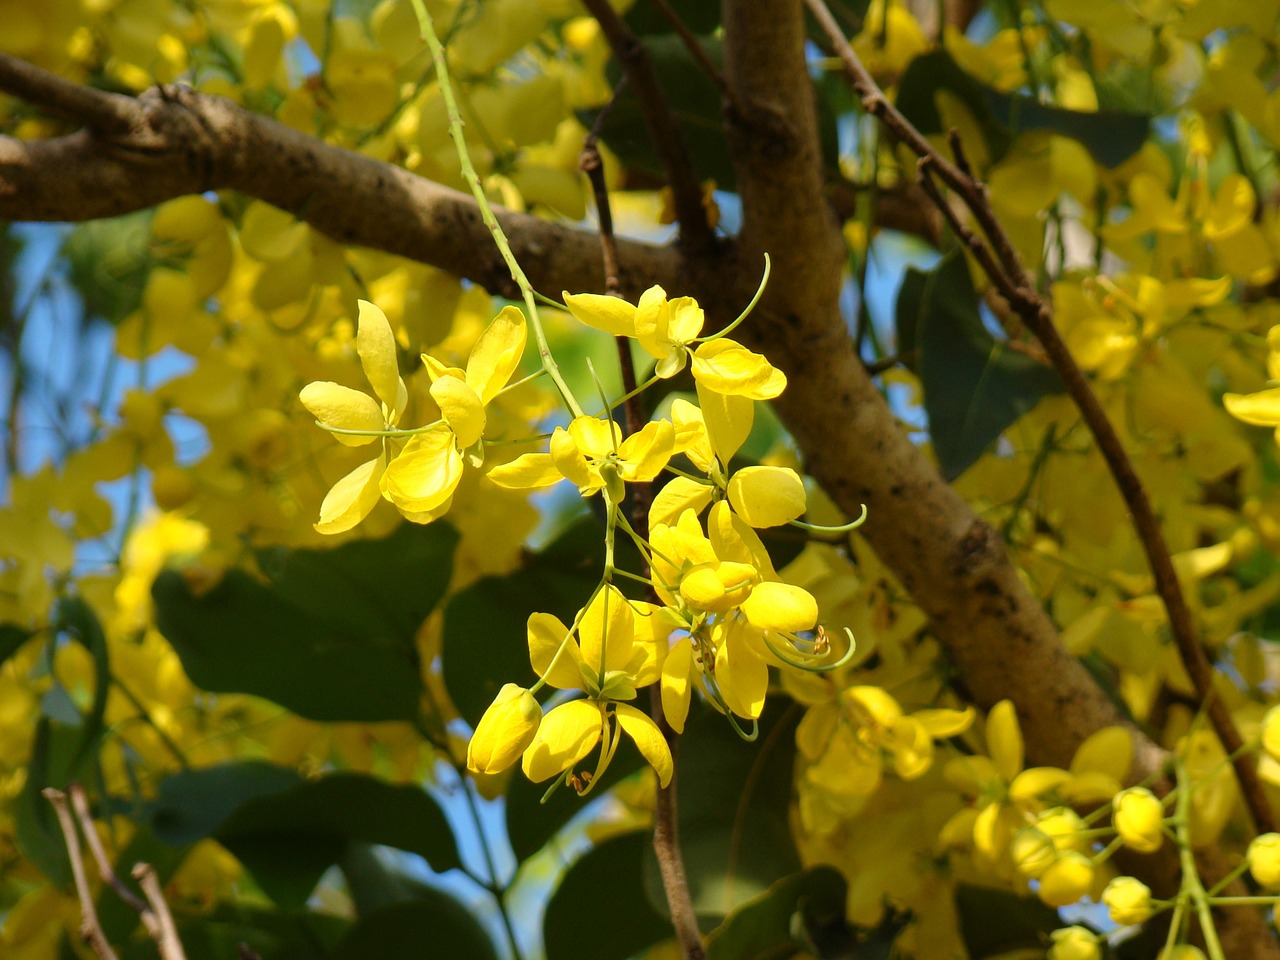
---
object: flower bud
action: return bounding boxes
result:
[1011,826,1057,879]
[466,684,542,775]
[1248,832,1280,889]
[1048,926,1101,960]
[1037,850,1096,907]
[1114,786,1165,853]
[1102,875,1155,925]
[1157,948,1206,960]
[1036,806,1089,854]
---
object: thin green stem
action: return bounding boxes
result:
[408,0,583,419]
[1174,756,1226,960]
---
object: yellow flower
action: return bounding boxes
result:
[300,299,407,534]
[1101,876,1154,925]
[519,586,671,788]
[1037,850,1096,908]
[1048,926,1101,960]
[562,286,785,398]
[466,683,542,775]
[1113,786,1165,853]
[487,415,674,504]
[1247,832,1280,889]
[1010,825,1056,879]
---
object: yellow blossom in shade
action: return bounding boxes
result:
[466,683,542,775]
[1048,926,1101,960]
[1101,876,1154,925]
[562,286,784,396]
[1113,786,1165,853]
[1157,947,1207,960]
[487,415,674,504]
[1037,849,1096,907]
[1247,832,1280,889]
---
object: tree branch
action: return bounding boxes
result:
[803,0,1275,839]
[580,0,715,250]
[43,788,120,960]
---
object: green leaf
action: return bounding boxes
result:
[544,829,673,960]
[954,885,1062,959]
[153,522,457,722]
[14,719,95,885]
[53,597,111,770]
[443,516,630,729]
[706,866,853,960]
[150,764,461,908]
[330,897,499,960]
[586,34,736,189]
[896,250,1063,480]
[896,50,1149,169]
[624,0,720,35]
[655,699,803,927]
[505,738,646,863]
[0,622,34,667]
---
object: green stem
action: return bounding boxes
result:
[408,0,583,419]
[1175,756,1226,960]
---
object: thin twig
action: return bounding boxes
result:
[647,0,745,116]
[806,0,1276,836]
[43,788,121,960]
[132,863,188,960]
[583,128,704,960]
[68,784,150,915]
[580,0,714,250]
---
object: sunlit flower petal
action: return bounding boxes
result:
[299,382,383,446]
[357,299,406,416]
[521,699,603,782]
[615,702,673,786]
[315,452,386,534]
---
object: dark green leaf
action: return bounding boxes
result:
[624,0,720,35]
[954,885,1062,959]
[96,825,192,948]
[654,699,803,927]
[706,866,853,960]
[54,596,111,770]
[505,737,646,863]
[153,522,457,721]
[14,719,96,885]
[150,761,304,845]
[896,50,1148,169]
[443,516,630,728]
[330,896,499,960]
[339,843,440,917]
[544,829,672,960]
[897,250,1063,479]
[0,622,34,666]
[585,35,735,189]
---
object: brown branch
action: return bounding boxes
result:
[805,0,1275,837]
[0,56,139,133]
[68,784,149,916]
[581,125,703,959]
[43,788,121,960]
[132,863,188,960]
[579,0,715,251]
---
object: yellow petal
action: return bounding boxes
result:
[741,581,818,633]
[1224,387,1280,426]
[466,684,542,775]
[618,419,675,481]
[567,415,622,458]
[727,466,807,528]
[357,300,404,416]
[715,623,768,720]
[914,706,976,738]
[527,612,583,690]
[550,425,597,492]
[314,453,386,535]
[888,716,933,779]
[563,291,637,337]
[661,636,694,734]
[486,452,563,489]
[380,424,462,515]
[634,285,671,359]
[696,381,753,465]
[615,702,673,786]
[1070,725,1132,781]
[987,700,1024,784]
[666,296,704,343]
[649,477,714,528]
[299,381,383,446]
[521,699,603,782]
[430,375,486,447]
[466,305,527,404]
[1008,766,1073,804]
[578,585,636,676]
[691,339,786,399]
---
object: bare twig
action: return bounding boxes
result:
[806,0,1276,836]
[43,788,121,960]
[580,125,704,960]
[579,0,715,250]
[133,863,188,960]
[68,784,149,915]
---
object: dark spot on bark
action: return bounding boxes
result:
[890,484,904,497]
